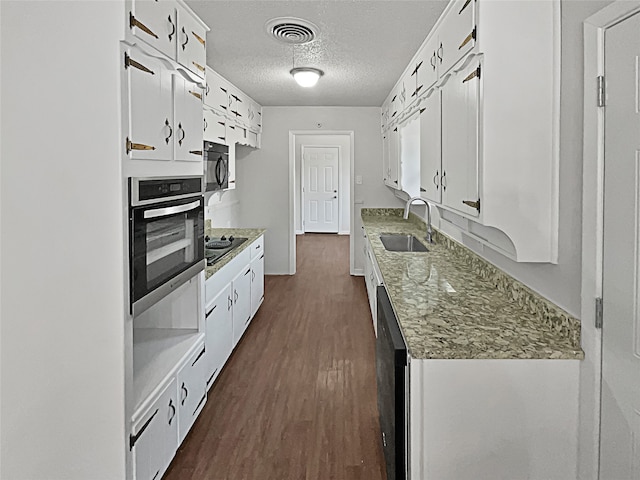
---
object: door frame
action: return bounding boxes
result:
[288,131,355,275]
[300,144,342,234]
[582,2,640,478]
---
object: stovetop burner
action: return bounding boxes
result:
[206,235,233,249]
[205,235,248,266]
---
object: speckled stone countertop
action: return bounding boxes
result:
[362,209,584,360]
[204,223,266,280]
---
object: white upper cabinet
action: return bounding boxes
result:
[205,67,231,114]
[416,36,439,95]
[128,0,177,60]
[204,65,263,150]
[382,0,560,262]
[125,47,174,161]
[127,0,209,81]
[437,0,476,77]
[440,58,480,217]
[203,107,228,145]
[173,74,203,162]
[419,89,441,204]
[176,3,207,80]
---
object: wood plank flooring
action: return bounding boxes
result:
[164,233,386,480]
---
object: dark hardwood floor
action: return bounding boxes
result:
[164,233,386,480]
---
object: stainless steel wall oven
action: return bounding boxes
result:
[129,176,205,316]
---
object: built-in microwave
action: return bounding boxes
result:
[204,141,229,192]
[129,176,205,316]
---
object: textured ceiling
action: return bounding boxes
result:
[186,1,448,107]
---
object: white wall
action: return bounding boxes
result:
[295,134,351,234]
[1,2,126,478]
[234,107,401,275]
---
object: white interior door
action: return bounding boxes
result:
[600,12,640,479]
[303,146,339,233]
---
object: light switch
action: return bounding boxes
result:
[356,175,363,185]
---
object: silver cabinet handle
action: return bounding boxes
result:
[144,199,200,219]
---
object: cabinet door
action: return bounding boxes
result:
[399,111,421,198]
[227,143,236,189]
[438,0,476,77]
[177,343,207,444]
[388,127,400,189]
[399,70,414,112]
[419,89,442,204]
[441,60,480,217]
[416,37,439,95]
[250,253,264,317]
[173,75,203,162]
[203,108,227,144]
[382,132,390,185]
[132,378,178,480]
[205,285,233,389]
[125,47,173,161]
[176,4,206,79]
[129,0,176,60]
[205,68,231,114]
[232,266,252,346]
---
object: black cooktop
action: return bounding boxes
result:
[205,235,248,266]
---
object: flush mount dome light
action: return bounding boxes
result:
[290,67,324,88]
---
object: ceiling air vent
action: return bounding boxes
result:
[265,17,319,45]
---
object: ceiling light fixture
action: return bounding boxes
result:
[290,67,324,88]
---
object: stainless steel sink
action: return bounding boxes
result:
[379,234,428,252]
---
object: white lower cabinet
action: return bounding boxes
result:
[131,336,205,480]
[363,234,383,336]
[205,284,233,389]
[250,252,265,317]
[231,265,252,346]
[176,343,207,443]
[132,378,178,480]
[409,359,580,480]
[204,234,265,389]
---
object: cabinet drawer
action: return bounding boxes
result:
[131,377,177,480]
[250,235,264,260]
[176,341,207,443]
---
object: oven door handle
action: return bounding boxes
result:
[143,199,201,219]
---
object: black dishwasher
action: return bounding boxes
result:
[376,286,408,480]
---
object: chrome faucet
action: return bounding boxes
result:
[403,196,434,244]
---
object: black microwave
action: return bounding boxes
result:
[204,141,229,192]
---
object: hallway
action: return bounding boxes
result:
[165,234,386,480]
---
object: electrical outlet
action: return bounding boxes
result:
[356,175,363,185]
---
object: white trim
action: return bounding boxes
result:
[289,131,356,275]
[582,3,640,479]
[300,144,342,234]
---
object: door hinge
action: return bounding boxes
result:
[595,297,603,329]
[597,76,605,107]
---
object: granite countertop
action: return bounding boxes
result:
[204,227,266,280]
[362,209,584,360]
